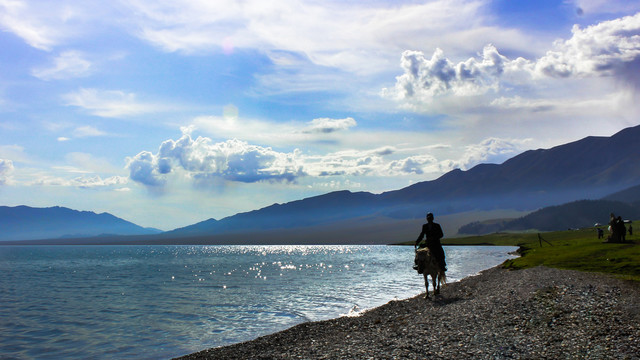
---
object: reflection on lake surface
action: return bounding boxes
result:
[0,245,517,359]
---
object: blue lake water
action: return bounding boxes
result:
[0,245,517,359]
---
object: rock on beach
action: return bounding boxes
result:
[174,266,640,359]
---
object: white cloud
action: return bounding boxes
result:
[533,13,640,83]
[73,125,107,138]
[0,159,14,185]
[126,151,166,187]
[29,174,128,188]
[387,155,438,175]
[72,175,129,189]
[457,137,532,169]
[302,117,356,134]
[63,88,160,118]
[0,0,536,99]
[0,145,29,163]
[383,44,515,103]
[572,0,640,15]
[31,51,92,80]
[126,131,526,190]
[0,0,63,50]
[0,1,128,51]
[191,114,359,148]
[128,135,305,186]
[384,13,640,111]
[490,96,556,112]
[123,0,527,77]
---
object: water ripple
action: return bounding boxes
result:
[0,244,516,359]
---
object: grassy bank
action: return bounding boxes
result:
[400,221,640,281]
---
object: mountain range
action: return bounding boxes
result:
[163,124,640,238]
[2,124,640,244]
[0,206,161,241]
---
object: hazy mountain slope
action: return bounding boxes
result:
[501,200,639,232]
[459,184,640,235]
[603,184,640,203]
[0,206,161,241]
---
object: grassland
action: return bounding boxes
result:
[401,221,640,281]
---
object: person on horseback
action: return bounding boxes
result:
[414,212,447,272]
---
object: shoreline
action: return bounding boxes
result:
[174,265,640,359]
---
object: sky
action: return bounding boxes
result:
[1,0,640,230]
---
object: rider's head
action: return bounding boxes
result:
[426,212,434,221]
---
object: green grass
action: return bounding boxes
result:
[400,221,640,281]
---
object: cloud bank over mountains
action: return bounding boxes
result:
[126,127,530,189]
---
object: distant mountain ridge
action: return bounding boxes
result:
[4,125,640,243]
[167,124,640,238]
[0,206,161,241]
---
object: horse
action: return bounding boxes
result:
[415,247,446,299]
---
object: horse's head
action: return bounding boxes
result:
[416,247,432,262]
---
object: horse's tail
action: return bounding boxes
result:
[439,271,447,286]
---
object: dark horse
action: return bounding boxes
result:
[415,248,447,299]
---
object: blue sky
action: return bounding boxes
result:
[1,0,640,230]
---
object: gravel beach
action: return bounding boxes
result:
[175,266,640,359]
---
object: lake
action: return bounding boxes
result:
[0,245,517,359]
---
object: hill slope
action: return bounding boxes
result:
[0,206,161,241]
[459,199,640,234]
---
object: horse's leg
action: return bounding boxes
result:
[432,273,439,295]
[423,273,429,299]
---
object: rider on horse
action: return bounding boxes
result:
[414,212,447,272]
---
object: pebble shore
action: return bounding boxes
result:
[175,266,640,359]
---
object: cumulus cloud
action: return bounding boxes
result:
[387,45,512,100]
[457,137,532,169]
[387,155,438,175]
[31,51,92,80]
[126,133,401,188]
[302,117,356,133]
[126,131,534,190]
[384,13,640,109]
[126,151,166,187]
[382,44,531,108]
[127,134,305,187]
[0,159,14,185]
[533,13,640,83]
